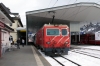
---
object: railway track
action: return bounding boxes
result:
[51,55,81,66]
[73,49,100,56]
[71,50,100,59]
[79,48,100,52]
[71,46,100,51]
[38,49,100,66]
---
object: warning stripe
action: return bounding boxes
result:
[31,46,44,66]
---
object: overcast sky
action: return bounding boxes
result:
[0,0,100,25]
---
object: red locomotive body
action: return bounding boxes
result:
[34,24,70,55]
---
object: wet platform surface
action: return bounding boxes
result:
[0,46,51,66]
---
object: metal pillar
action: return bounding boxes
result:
[0,29,1,57]
[26,15,28,45]
[75,32,77,42]
[79,31,80,42]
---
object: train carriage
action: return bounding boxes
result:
[79,33,100,45]
[34,24,70,55]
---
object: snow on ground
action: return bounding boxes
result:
[63,51,100,66]
[71,45,100,50]
[39,50,77,66]
[81,46,100,50]
[38,46,100,66]
[73,49,100,56]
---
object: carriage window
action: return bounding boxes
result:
[47,29,59,35]
[62,29,67,35]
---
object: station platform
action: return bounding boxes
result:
[0,46,51,66]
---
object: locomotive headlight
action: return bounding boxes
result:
[46,42,50,44]
[65,42,68,44]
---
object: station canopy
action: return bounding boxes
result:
[26,2,100,33]
[16,27,26,32]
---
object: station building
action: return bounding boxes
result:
[9,13,23,42]
[0,3,14,57]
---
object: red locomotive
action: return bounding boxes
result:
[34,24,70,55]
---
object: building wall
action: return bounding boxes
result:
[10,32,17,41]
[1,30,10,45]
[70,22,80,32]
[10,20,18,40]
[11,20,17,29]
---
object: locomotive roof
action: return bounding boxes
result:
[44,24,68,27]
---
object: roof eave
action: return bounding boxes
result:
[12,17,23,27]
[26,2,99,15]
[0,3,14,23]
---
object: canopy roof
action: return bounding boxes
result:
[26,2,100,33]
[16,27,26,30]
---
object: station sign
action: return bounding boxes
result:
[0,21,5,28]
[95,32,100,40]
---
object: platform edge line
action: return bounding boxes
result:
[31,46,44,66]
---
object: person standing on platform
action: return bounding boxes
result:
[9,36,13,45]
[17,38,21,49]
[22,39,25,47]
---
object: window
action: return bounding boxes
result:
[47,29,59,35]
[62,29,67,35]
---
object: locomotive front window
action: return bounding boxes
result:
[62,29,67,35]
[47,29,59,35]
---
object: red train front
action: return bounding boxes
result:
[34,24,70,55]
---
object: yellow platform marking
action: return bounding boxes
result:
[31,46,44,66]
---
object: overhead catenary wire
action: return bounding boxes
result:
[45,0,59,17]
[44,0,53,17]
[47,0,53,8]
[64,3,94,20]
[43,0,59,23]
[58,0,72,19]
[40,0,54,24]
[58,0,78,19]
[42,0,100,25]
[52,0,58,7]
[70,0,90,20]
[68,0,89,21]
